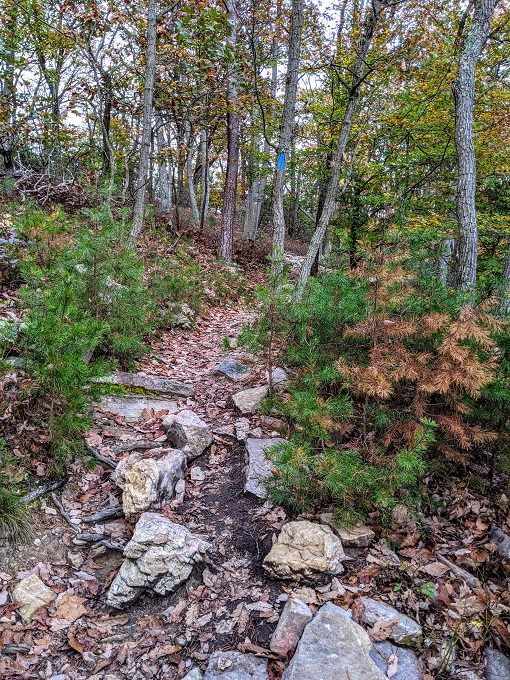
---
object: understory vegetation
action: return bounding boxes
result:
[243,235,510,524]
[0,203,231,489]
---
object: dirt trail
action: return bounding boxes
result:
[0,299,296,679]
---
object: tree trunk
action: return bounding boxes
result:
[270,0,304,276]
[199,130,210,229]
[130,0,158,244]
[294,0,383,299]
[156,119,172,214]
[218,0,240,262]
[437,238,454,288]
[500,241,510,314]
[453,0,499,291]
[185,119,200,221]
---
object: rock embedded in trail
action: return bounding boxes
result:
[114,448,186,521]
[370,641,423,680]
[107,512,210,608]
[358,597,423,646]
[11,574,57,621]
[231,385,268,415]
[319,513,375,547]
[163,410,213,460]
[204,651,268,679]
[485,648,510,679]
[245,437,288,499]
[183,669,203,680]
[270,597,313,657]
[263,521,345,581]
[95,371,194,398]
[283,602,386,680]
[214,359,251,381]
[270,367,288,385]
[490,524,510,561]
[98,395,179,424]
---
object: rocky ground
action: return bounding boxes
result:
[1,254,510,680]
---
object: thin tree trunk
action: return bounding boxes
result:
[437,238,454,288]
[294,0,383,300]
[500,241,510,314]
[130,0,158,244]
[270,0,304,276]
[185,119,200,221]
[219,0,240,261]
[199,130,210,229]
[156,118,171,214]
[453,0,499,291]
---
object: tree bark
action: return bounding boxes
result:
[453,0,499,291]
[185,119,200,221]
[270,0,304,276]
[294,0,384,299]
[130,0,158,244]
[218,0,240,261]
[500,241,510,314]
[156,118,172,214]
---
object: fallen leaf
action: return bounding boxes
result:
[387,653,399,678]
[54,594,87,623]
[369,618,398,642]
[421,562,450,577]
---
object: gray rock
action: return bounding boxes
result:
[245,437,287,499]
[231,386,269,415]
[270,597,313,656]
[283,602,385,680]
[114,448,186,521]
[183,669,203,680]
[95,371,194,398]
[358,597,422,646]
[485,648,510,679]
[11,574,56,621]
[215,359,251,381]
[107,512,210,608]
[270,368,288,385]
[456,672,481,680]
[82,651,98,670]
[163,410,212,460]
[370,641,423,680]
[320,513,375,547]
[263,521,345,582]
[490,524,510,561]
[204,651,267,679]
[235,418,251,442]
[98,395,179,423]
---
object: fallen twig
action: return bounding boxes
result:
[437,555,481,590]
[20,478,68,504]
[85,443,116,469]
[50,492,78,532]
[112,441,163,454]
[82,507,124,524]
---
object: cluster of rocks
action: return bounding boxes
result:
[106,407,213,606]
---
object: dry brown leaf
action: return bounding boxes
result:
[67,637,84,654]
[54,594,87,623]
[421,561,450,577]
[369,619,398,642]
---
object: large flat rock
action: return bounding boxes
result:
[98,395,180,423]
[231,386,268,415]
[263,521,345,582]
[204,651,268,679]
[359,597,422,646]
[12,574,56,621]
[245,437,287,499]
[96,371,194,398]
[283,603,386,680]
[214,359,251,381]
[370,641,423,680]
